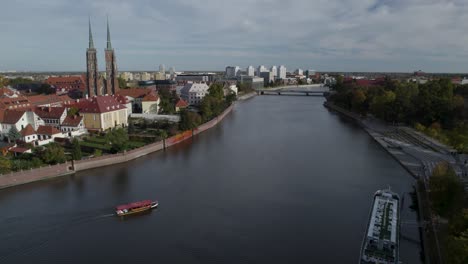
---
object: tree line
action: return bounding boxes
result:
[329,77,468,152]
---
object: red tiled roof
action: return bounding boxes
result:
[61,115,83,127]
[9,147,30,153]
[0,87,17,97]
[117,88,152,99]
[0,110,26,124]
[34,106,66,119]
[20,124,36,137]
[27,94,74,106]
[46,75,87,91]
[36,125,61,135]
[176,99,188,108]
[0,96,31,110]
[142,94,159,102]
[75,95,126,114]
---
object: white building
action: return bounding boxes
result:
[61,115,87,137]
[257,65,268,76]
[247,66,255,77]
[119,72,134,81]
[225,66,240,78]
[295,69,304,76]
[140,72,151,81]
[159,64,166,74]
[180,83,210,105]
[277,65,287,79]
[270,66,277,78]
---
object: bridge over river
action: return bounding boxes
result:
[256,84,330,96]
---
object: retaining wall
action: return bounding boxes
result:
[0,104,234,189]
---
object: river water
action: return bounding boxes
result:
[0,96,422,263]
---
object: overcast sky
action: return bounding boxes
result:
[1,0,468,72]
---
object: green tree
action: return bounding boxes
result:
[106,128,128,153]
[351,88,367,114]
[0,157,12,174]
[179,110,202,130]
[67,106,79,117]
[8,126,21,142]
[0,75,9,87]
[128,119,136,134]
[37,83,55,94]
[71,138,82,160]
[225,92,237,105]
[208,83,224,100]
[118,77,127,89]
[93,149,102,157]
[429,162,465,217]
[370,90,396,121]
[41,143,66,164]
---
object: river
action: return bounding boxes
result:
[0,96,422,263]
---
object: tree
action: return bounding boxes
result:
[118,77,127,89]
[351,88,367,114]
[71,138,82,160]
[93,149,102,157]
[128,119,136,134]
[0,75,8,87]
[179,110,202,130]
[106,128,128,153]
[8,126,21,142]
[429,162,465,217]
[226,92,237,106]
[0,157,11,174]
[41,143,66,164]
[36,83,55,94]
[208,83,224,100]
[67,106,79,117]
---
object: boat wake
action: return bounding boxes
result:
[0,211,115,262]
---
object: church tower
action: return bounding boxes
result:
[105,17,119,95]
[86,18,99,97]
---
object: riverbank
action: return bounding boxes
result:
[0,104,235,190]
[237,91,256,101]
[324,101,445,264]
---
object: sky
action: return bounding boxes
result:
[2,0,468,73]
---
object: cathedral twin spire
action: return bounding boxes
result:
[86,17,119,97]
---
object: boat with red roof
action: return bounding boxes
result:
[115,200,158,217]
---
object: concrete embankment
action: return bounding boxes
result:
[324,101,439,264]
[0,104,235,190]
[237,92,256,101]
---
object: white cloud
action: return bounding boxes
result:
[0,0,468,72]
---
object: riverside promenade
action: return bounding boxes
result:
[324,101,465,264]
[0,103,236,190]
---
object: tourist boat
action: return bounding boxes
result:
[360,189,400,264]
[115,200,158,217]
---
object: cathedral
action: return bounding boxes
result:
[86,18,119,97]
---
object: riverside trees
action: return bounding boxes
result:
[329,77,468,152]
[429,162,468,264]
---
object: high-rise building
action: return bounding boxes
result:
[104,17,119,95]
[170,67,175,76]
[86,18,99,97]
[247,66,255,76]
[294,69,304,76]
[270,66,277,78]
[277,65,287,79]
[257,65,267,76]
[225,66,240,78]
[159,64,166,74]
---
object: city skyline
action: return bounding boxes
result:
[2,0,468,72]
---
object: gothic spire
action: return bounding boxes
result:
[106,16,112,50]
[88,17,94,49]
